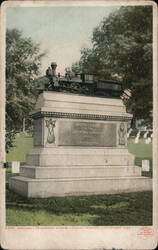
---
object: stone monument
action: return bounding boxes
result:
[9,67,152,197]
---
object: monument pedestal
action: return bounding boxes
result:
[9,92,152,197]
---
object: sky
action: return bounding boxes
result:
[6,6,118,75]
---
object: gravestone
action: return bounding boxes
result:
[144,131,148,139]
[142,160,150,172]
[134,137,139,144]
[134,131,141,144]
[127,128,132,138]
[11,161,20,174]
[145,137,151,144]
[9,92,152,197]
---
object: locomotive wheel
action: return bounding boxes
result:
[70,83,81,93]
[47,84,54,91]
[81,86,89,94]
[63,82,70,88]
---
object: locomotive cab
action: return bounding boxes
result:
[94,80,123,97]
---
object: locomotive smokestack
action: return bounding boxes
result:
[51,62,57,76]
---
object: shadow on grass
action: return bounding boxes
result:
[6,188,152,226]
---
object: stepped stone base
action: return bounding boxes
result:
[20,165,142,179]
[9,175,152,198]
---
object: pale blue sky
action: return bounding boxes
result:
[6,6,118,75]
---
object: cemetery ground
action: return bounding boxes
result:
[6,133,152,226]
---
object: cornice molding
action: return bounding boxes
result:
[30,111,132,122]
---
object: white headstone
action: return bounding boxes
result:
[142,160,150,172]
[138,130,141,136]
[143,131,148,139]
[145,137,151,144]
[134,137,139,144]
[134,131,140,144]
[127,128,132,138]
[11,161,20,173]
[127,132,130,138]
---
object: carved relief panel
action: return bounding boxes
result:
[44,118,56,147]
[118,122,127,146]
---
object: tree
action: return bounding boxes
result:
[71,6,152,124]
[6,28,45,152]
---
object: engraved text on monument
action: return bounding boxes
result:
[58,120,117,146]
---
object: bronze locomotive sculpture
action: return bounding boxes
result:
[39,62,123,98]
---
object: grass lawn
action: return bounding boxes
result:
[128,138,152,161]
[6,133,33,163]
[6,134,152,226]
[6,189,152,226]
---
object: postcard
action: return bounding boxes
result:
[0,0,158,249]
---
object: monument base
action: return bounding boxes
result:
[9,175,152,198]
[9,92,152,197]
[9,147,152,198]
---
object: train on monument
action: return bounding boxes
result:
[38,62,123,98]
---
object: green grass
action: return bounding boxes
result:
[6,189,152,226]
[128,138,152,159]
[6,133,33,163]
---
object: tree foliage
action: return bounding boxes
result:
[71,6,152,123]
[6,28,45,152]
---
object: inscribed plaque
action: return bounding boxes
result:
[58,120,116,146]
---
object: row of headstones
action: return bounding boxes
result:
[127,128,153,144]
[10,160,150,173]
